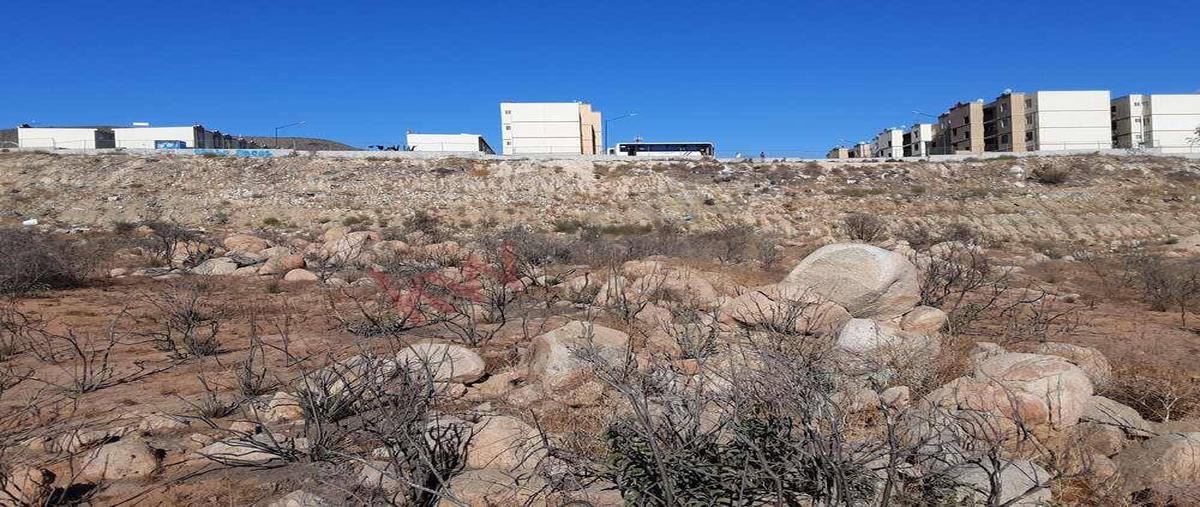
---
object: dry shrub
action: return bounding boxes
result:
[894,222,983,250]
[1032,163,1070,185]
[1124,252,1200,324]
[1102,363,1200,422]
[0,229,93,296]
[842,212,887,242]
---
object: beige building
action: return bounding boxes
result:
[499,102,603,155]
[983,92,1028,152]
[1023,90,1112,151]
[903,123,937,157]
[937,100,985,154]
[826,146,851,159]
[850,142,873,158]
[1113,94,1200,153]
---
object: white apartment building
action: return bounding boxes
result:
[405,133,494,154]
[1112,94,1200,153]
[1023,91,1112,151]
[113,125,242,149]
[872,128,904,158]
[18,127,116,149]
[499,102,602,155]
[851,142,873,158]
[903,123,936,157]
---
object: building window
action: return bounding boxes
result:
[504,110,511,115]
[1025,132,1034,141]
[505,125,511,130]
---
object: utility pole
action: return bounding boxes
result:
[605,113,638,154]
[274,121,306,149]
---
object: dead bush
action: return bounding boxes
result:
[1103,364,1200,422]
[842,212,887,242]
[1031,163,1070,185]
[0,229,93,296]
[137,284,227,359]
[1124,252,1200,325]
[140,220,200,266]
[894,222,983,250]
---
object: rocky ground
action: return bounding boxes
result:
[2,152,1200,247]
[0,153,1199,506]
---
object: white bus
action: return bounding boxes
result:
[611,141,715,159]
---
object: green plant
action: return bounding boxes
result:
[262,216,282,227]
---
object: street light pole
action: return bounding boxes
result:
[604,113,638,154]
[274,121,306,149]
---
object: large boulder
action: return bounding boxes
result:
[223,234,270,254]
[396,342,486,384]
[1,467,55,505]
[900,306,948,335]
[1031,342,1112,388]
[943,459,1052,506]
[436,469,547,507]
[192,257,239,276]
[323,231,378,263]
[259,255,306,275]
[283,268,320,282]
[1080,396,1153,437]
[781,243,919,318]
[973,352,1094,428]
[529,321,628,390]
[465,416,545,471]
[836,318,936,357]
[78,439,162,481]
[630,269,719,308]
[197,435,306,466]
[921,376,1052,440]
[592,275,629,307]
[1115,432,1200,495]
[719,284,850,335]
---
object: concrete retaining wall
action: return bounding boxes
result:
[3,146,1198,162]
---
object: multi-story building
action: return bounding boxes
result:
[1112,94,1200,153]
[936,100,985,154]
[499,102,603,155]
[113,125,251,149]
[903,123,937,157]
[826,146,851,159]
[873,128,904,158]
[17,126,116,149]
[851,142,873,158]
[1023,91,1112,151]
[405,133,494,154]
[983,92,1028,152]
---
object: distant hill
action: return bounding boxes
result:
[243,136,361,151]
[0,128,360,151]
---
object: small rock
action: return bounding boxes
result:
[396,342,486,384]
[283,268,319,282]
[78,439,163,481]
[268,490,333,507]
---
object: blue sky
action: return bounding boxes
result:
[3,0,1198,155]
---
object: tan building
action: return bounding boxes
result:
[826,146,851,159]
[500,102,603,155]
[850,142,873,158]
[578,103,602,155]
[983,92,1028,152]
[937,101,985,154]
